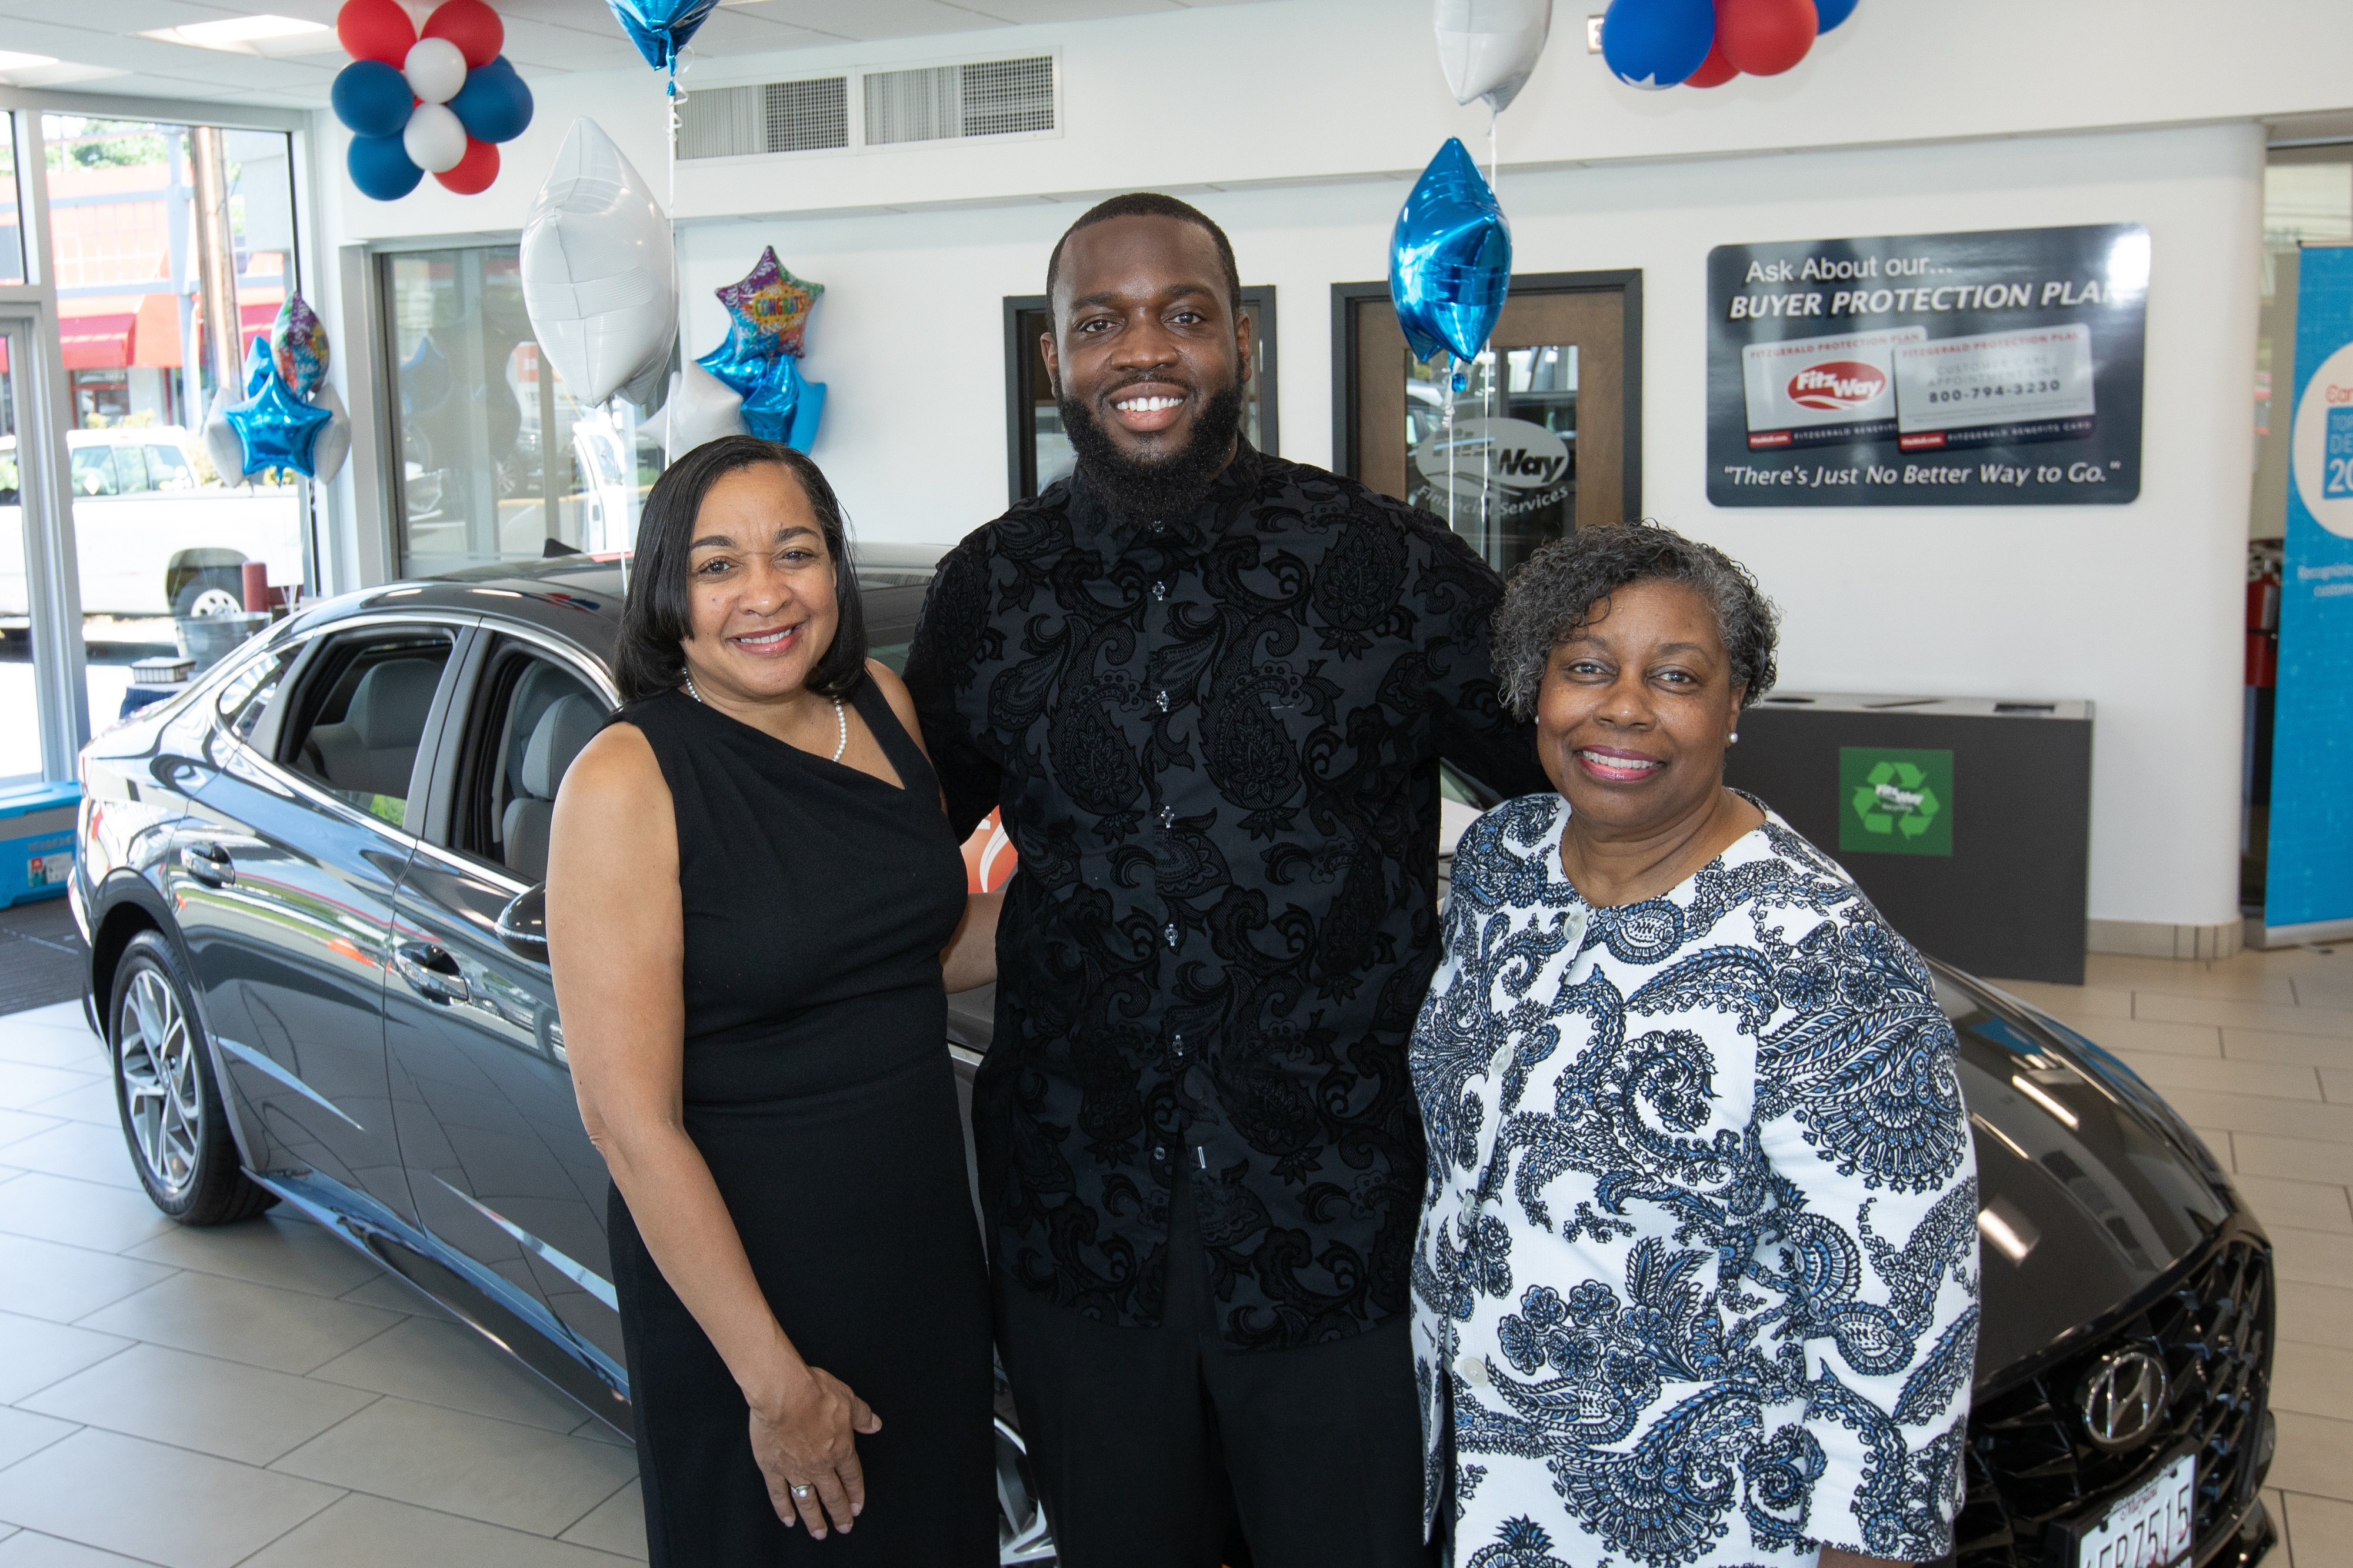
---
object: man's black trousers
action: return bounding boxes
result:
[991,1167,1439,1568]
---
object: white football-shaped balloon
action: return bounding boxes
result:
[403,36,468,104]
[520,118,679,408]
[1434,0,1554,112]
[402,102,468,174]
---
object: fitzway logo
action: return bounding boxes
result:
[1838,747,1954,858]
[1788,360,1888,411]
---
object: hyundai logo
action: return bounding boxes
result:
[2080,1350,2169,1452]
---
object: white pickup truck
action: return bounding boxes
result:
[0,426,305,621]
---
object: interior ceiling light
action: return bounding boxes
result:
[0,51,59,70]
[144,14,335,53]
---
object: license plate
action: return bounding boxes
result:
[2074,1451,2196,1568]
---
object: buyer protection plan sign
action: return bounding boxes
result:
[1707,224,2148,506]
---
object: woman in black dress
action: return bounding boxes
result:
[546,436,1000,1563]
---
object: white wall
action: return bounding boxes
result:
[667,124,2260,932]
[318,0,2288,930]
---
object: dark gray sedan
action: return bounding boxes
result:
[71,555,2272,1568]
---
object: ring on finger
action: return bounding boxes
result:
[789,1484,814,1500]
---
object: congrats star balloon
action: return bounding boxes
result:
[696,246,824,395]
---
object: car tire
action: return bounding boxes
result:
[171,570,246,620]
[109,931,274,1225]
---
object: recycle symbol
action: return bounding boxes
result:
[1851,761,1942,840]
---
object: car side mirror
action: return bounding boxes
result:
[496,883,548,963]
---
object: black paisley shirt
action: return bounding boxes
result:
[905,441,1548,1350]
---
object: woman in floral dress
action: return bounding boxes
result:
[1411,524,1979,1568]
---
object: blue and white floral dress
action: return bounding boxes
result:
[1411,794,1979,1568]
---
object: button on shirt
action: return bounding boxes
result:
[905,440,1548,1349]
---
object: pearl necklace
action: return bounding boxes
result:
[683,674,846,763]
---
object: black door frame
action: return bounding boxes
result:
[1328,268,1643,519]
[1002,285,1281,505]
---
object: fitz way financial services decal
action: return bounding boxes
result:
[1707,223,2148,506]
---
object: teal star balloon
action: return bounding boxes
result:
[225,373,335,481]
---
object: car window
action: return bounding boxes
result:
[214,645,298,741]
[278,628,455,828]
[113,445,152,494]
[69,446,119,498]
[144,443,195,492]
[447,639,605,882]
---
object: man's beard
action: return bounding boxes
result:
[1059,378,1245,522]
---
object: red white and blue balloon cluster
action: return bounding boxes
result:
[332,0,535,201]
[1601,0,1857,89]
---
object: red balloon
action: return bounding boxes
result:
[336,0,415,65]
[1684,37,1738,86]
[423,0,504,70]
[1715,0,1816,75]
[434,137,499,195]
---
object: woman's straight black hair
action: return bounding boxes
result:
[613,435,868,704]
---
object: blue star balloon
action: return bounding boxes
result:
[225,373,336,481]
[739,354,805,444]
[242,335,275,397]
[605,0,719,75]
[1389,139,1512,365]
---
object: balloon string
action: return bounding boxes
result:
[1484,104,1499,566]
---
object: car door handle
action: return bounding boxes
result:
[394,943,472,1003]
[178,843,234,886]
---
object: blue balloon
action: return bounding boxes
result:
[605,0,719,72]
[225,374,335,481]
[694,336,768,399]
[1601,0,1716,89]
[450,55,535,144]
[331,59,413,139]
[1815,0,1859,29]
[1389,139,1512,365]
[348,133,422,202]
[242,336,275,397]
[739,355,806,445]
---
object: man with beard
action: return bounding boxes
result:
[904,193,1547,1567]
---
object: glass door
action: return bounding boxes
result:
[41,115,304,705]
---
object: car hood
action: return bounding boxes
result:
[950,964,2241,1387]
[1935,965,2239,1381]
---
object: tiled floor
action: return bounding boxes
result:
[0,948,2346,1567]
[0,1000,646,1567]
[1995,946,2353,1568]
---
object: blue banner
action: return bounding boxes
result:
[2268,245,2353,934]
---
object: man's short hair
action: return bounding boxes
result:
[1045,192,1242,319]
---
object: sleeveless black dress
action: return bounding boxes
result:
[607,678,995,1566]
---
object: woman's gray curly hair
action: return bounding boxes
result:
[1491,522,1780,720]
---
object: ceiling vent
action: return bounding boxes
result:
[676,76,849,159]
[863,54,1056,147]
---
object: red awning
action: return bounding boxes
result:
[59,313,135,371]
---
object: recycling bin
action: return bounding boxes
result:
[0,781,79,909]
[1722,692,2092,984]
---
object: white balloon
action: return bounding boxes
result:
[403,102,468,175]
[1434,0,1554,112]
[519,118,679,409]
[309,383,351,485]
[202,385,252,483]
[664,361,745,463]
[403,36,468,105]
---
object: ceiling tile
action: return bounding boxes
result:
[949,0,1178,20]
[724,0,1011,43]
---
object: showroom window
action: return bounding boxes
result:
[1,104,308,789]
[381,245,666,578]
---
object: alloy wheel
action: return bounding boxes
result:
[117,968,203,1200]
